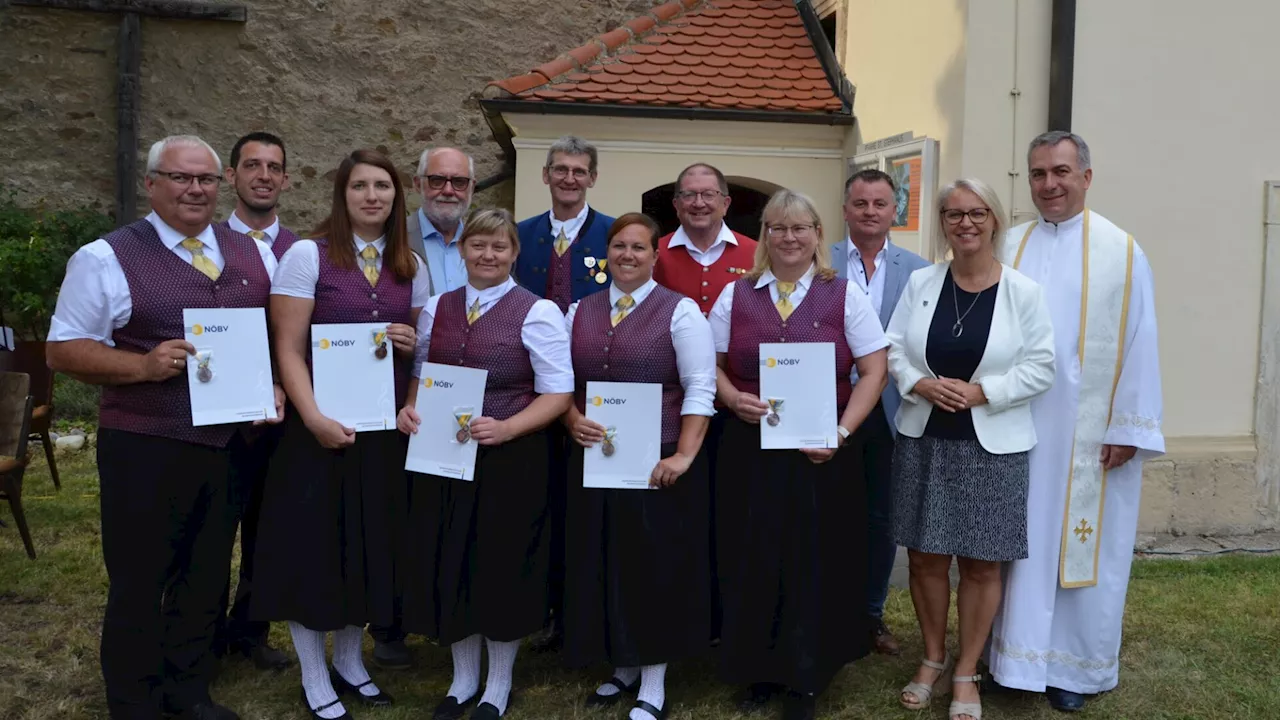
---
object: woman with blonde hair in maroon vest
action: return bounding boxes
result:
[708,188,890,720]
[561,213,717,720]
[252,149,431,719]
[399,207,573,720]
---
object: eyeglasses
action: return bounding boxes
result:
[942,208,991,225]
[547,165,590,180]
[152,170,220,188]
[675,189,725,204]
[766,224,817,238]
[422,175,473,192]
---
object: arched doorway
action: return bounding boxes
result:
[641,176,781,240]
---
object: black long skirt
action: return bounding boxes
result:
[250,414,408,632]
[563,442,712,668]
[715,416,870,695]
[403,431,551,644]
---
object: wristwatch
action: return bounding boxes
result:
[836,425,851,442]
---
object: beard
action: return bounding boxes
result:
[425,196,469,227]
[237,187,277,213]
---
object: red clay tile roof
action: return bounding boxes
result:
[484,0,850,116]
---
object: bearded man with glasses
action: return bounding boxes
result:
[408,147,475,296]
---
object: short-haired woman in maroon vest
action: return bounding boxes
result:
[397,208,573,720]
[252,149,431,720]
[559,213,716,720]
[708,189,891,720]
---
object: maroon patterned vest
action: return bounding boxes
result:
[311,238,414,405]
[99,219,271,447]
[572,286,684,444]
[725,276,854,412]
[428,285,539,421]
[545,241,575,312]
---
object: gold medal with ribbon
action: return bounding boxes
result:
[196,350,214,383]
[454,407,474,444]
[372,329,388,360]
[766,398,784,426]
[602,426,618,457]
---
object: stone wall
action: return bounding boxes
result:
[0,0,654,229]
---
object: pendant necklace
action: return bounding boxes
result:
[951,260,997,338]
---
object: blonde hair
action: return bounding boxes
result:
[746,189,837,282]
[931,178,1009,261]
[459,207,521,255]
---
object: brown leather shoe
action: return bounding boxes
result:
[871,618,901,655]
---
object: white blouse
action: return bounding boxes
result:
[708,264,890,368]
[47,212,278,345]
[271,235,432,308]
[414,276,574,395]
[566,278,717,417]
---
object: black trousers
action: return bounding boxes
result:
[857,402,897,619]
[215,425,278,652]
[98,428,239,720]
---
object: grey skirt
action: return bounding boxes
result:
[892,434,1029,562]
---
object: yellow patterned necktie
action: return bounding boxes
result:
[180,238,220,281]
[612,294,635,327]
[554,228,570,256]
[360,244,380,287]
[776,281,796,321]
[467,298,481,325]
[247,230,266,241]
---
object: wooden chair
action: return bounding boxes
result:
[0,371,36,559]
[7,343,59,491]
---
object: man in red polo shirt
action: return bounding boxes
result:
[654,163,757,316]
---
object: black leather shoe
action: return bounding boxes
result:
[246,643,293,671]
[632,699,667,720]
[469,701,503,719]
[734,683,783,714]
[433,694,479,720]
[331,670,394,707]
[1047,687,1087,712]
[300,688,349,720]
[584,676,640,708]
[175,701,241,720]
[371,639,412,670]
[782,690,816,720]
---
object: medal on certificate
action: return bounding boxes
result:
[372,329,389,360]
[454,407,474,444]
[766,397,784,426]
[195,350,214,383]
[602,426,617,457]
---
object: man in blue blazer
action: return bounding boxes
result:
[515,135,616,313]
[832,168,930,655]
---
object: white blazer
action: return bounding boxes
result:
[886,261,1055,454]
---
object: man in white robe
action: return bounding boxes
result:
[988,131,1165,712]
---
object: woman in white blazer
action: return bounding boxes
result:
[887,178,1054,720]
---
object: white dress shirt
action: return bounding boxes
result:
[846,236,888,316]
[667,221,738,267]
[414,276,574,395]
[565,278,717,417]
[549,203,590,244]
[708,264,889,375]
[47,212,278,345]
[226,212,281,247]
[271,236,432,308]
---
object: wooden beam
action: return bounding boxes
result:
[8,0,248,22]
[114,11,140,225]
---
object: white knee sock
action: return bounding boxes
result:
[631,663,667,720]
[331,624,381,697]
[479,638,521,715]
[448,634,483,701]
[595,666,640,696]
[289,622,346,720]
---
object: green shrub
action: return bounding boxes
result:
[53,374,100,426]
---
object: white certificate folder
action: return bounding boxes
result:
[311,322,397,432]
[183,308,276,426]
[404,363,487,481]
[583,381,662,490]
[757,342,839,449]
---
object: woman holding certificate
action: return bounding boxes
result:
[708,189,889,720]
[887,179,1053,720]
[561,213,716,720]
[252,149,428,719]
[398,208,573,720]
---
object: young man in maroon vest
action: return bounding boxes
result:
[212,131,296,672]
[47,135,284,720]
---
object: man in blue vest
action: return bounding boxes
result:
[831,168,930,656]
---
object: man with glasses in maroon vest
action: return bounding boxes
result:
[47,135,283,720]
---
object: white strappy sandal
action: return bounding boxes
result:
[949,672,983,720]
[899,655,954,710]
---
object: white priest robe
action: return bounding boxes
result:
[987,209,1165,694]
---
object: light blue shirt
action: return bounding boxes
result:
[416,208,466,293]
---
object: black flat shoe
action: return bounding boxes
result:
[1047,686,1087,712]
[782,690,816,720]
[433,694,478,720]
[734,682,783,714]
[469,701,503,719]
[248,643,293,671]
[631,699,667,720]
[301,688,350,720]
[331,670,394,708]
[585,676,641,708]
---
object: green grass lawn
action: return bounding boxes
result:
[2,452,1278,719]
